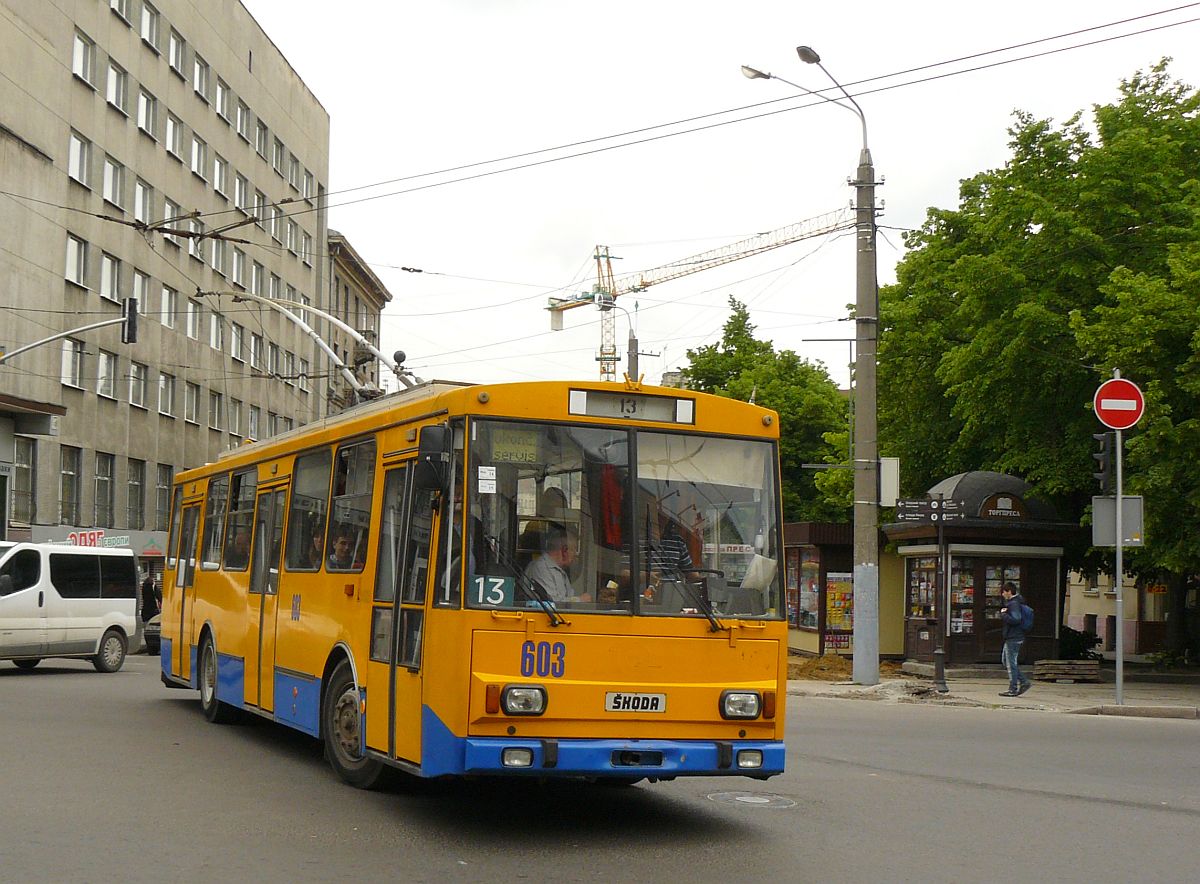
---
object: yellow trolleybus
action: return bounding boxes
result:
[160,379,787,786]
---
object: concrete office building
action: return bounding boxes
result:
[0,0,352,569]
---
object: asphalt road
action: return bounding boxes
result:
[1,654,1196,882]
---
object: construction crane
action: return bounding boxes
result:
[547,208,855,381]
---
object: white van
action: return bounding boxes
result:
[0,543,140,672]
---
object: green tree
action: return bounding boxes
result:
[683,298,849,521]
[879,62,1200,650]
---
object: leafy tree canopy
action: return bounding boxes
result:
[682,297,849,521]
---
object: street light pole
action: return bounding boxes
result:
[796,45,880,686]
[742,47,881,685]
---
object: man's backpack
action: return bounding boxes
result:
[1019,602,1035,633]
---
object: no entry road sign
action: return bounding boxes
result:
[1094,378,1145,431]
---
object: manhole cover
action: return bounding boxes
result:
[707,791,796,809]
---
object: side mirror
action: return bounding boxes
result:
[413,423,450,492]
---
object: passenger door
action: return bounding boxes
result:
[0,549,47,657]
[247,487,286,711]
[392,471,437,764]
[172,505,201,680]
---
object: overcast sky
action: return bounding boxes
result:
[239,1,1200,390]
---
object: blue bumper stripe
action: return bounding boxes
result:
[421,705,783,778]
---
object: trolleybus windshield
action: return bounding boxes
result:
[465,419,782,619]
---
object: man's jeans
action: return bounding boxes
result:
[1002,637,1030,691]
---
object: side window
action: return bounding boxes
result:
[200,474,229,568]
[49,554,101,599]
[374,467,407,603]
[326,440,375,573]
[223,469,257,570]
[101,555,137,599]
[433,446,465,608]
[166,486,182,567]
[285,449,332,571]
[0,550,42,595]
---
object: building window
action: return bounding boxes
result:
[253,190,267,229]
[165,113,183,158]
[68,131,91,186]
[299,358,310,392]
[60,445,82,525]
[285,219,297,254]
[269,206,282,242]
[100,253,120,301]
[127,458,145,529]
[158,372,175,416]
[248,405,261,441]
[268,342,280,376]
[168,30,185,77]
[95,452,115,528]
[188,218,205,260]
[162,198,182,246]
[186,299,202,339]
[288,155,301,190]
[72,32,95,85]
[232,248,246,287]
[129,361,147,408]
[140,3,159,49]
[272,138,285,176]
[65,234,88,286]
[137,89,157,136]
[250,333,263,369]
[213,154,228,195]
[192,55,209,100]
[211,238,226,276]
[236,100,250,140]
[267,412,278,436]
[97,349,117,398]
[61,339,84,387]
[229,398,242,438]
[110,0,131,22]
[302,170,314,201]
[210,311,224,351]
[103,156,124,208]
[209,391,223,430]
[106,61,128,112]
[255,120,268,157]
[234,174,249,212]
[190,135,207,178]
[301,232,313,266]
[160,285,177,328]
[251,261,264,296]
[230,323,245,362]
[13,437,36,524]
[133,269,150,314]
[283,351,295,385]
[155,464,172,531]
[215,79,230,120]
[134,179,152,224]
[185,382,200,424]
[268,273,280,300]
[298,294,310,324]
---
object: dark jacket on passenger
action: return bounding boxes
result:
[1000,594,1029,640]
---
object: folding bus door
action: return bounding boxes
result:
[247,487,287,711]
[172,505,201,681]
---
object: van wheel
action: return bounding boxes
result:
[199,635,238,723]
[14,659,41,670]
[93,629,127,672]
[323,660,386,789]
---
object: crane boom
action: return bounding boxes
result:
[547,208,855,379]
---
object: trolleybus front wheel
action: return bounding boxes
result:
[323,660,387,789]
[199,635,239,723]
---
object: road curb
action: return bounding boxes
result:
[1066,705,1199,719]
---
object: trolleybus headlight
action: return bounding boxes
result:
[720,690,761,720]
[502,747,535,768]
[502,685,547,715]
[737,749,764,769]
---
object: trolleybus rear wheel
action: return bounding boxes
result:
[323,660,387,789]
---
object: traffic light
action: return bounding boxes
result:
[1092,431,1114,493]
[121,297,138,344]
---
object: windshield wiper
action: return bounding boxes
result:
[661,565,725,633]
[515,573,568,627]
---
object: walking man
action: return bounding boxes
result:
[999,582,1032,697]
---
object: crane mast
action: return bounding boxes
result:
[548,208,854,380]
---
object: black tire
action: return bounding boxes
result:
[13,658,41,671]
[92,629,127,673]
[322,660,387,789]
[145,639,160,655]
[199,635,239,723]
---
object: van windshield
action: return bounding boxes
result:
[462,420,782,619]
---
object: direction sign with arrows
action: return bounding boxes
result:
[894,498,967,523]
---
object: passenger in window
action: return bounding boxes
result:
[524,525,587,603]
[226,529,251,570]
[304,532,325,570]
[327,528,362,571]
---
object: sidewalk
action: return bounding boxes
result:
[787,671,1200,719]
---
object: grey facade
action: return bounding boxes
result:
[0,0,330,551]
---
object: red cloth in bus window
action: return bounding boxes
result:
[600,464,623,548]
